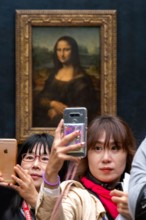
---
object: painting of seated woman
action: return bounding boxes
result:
[32,35,100,127]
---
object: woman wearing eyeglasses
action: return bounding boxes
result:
[0,133,67,220]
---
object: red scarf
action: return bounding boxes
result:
[81,176,118,219]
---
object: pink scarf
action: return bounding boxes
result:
[81,176,118,219]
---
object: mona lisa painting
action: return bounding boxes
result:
[16,10,117,143]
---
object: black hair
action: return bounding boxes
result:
[17,133,54,164]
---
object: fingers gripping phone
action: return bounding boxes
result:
[0,139,17,184]
[63,107,87,157]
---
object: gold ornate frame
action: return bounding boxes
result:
[16,10,117,143]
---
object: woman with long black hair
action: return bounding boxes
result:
[0,133,67,220]
[33,36,98,127]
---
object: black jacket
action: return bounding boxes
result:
[135,184,146,220]
[0,186,35,220]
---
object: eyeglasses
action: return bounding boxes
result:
[22,153,49,163]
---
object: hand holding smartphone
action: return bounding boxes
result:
[63,107,87,157]
[0,139,17,184]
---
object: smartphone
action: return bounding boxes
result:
[0,139,18,184]
[115,182,123,191]
[63,107,87,157]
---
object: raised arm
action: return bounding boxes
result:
[128,137,146,219]
[36,119,84,220]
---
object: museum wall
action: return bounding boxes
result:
[0,0,146,146]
